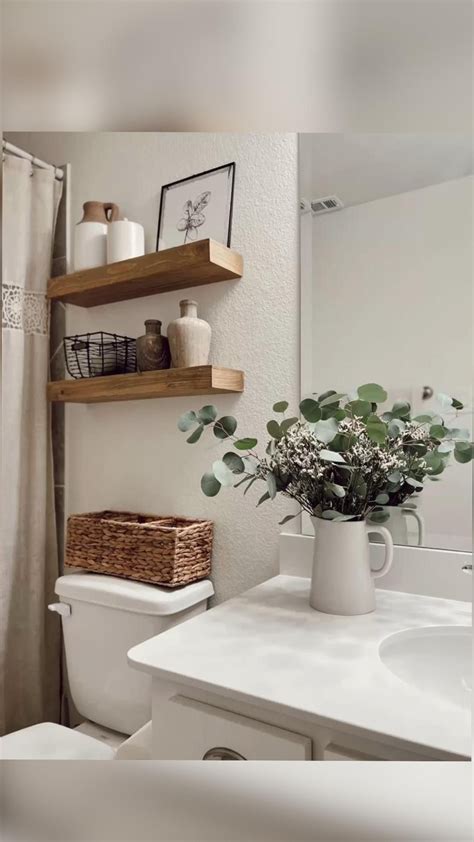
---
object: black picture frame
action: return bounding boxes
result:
[156,162,236,251]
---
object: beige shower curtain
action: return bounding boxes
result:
[1,155,63,734]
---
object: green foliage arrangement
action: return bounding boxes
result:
[178,385,473,525]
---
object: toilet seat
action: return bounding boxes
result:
[0,722,116,760]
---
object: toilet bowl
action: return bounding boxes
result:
[0,572,213,760]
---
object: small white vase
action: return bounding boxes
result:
[369,505,425,547]
[167,299,211,368]
[107,219,145,263]
[309,517,394,615]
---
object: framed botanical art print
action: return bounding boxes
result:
[156,162,235,251]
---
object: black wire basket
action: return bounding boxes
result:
[63,332,137,379]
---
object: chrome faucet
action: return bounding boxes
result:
[461,564,472,574]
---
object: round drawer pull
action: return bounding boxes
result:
[202,746,247,761]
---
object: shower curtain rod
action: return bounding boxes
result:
[2,139,64,181]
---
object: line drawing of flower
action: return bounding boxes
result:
[177,191,211,243]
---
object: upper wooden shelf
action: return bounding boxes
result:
[47,239,243,307]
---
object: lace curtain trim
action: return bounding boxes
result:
[2,284,50,335]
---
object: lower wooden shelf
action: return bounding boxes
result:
[47,366,244,404]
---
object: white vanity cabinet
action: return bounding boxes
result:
[128,575,471,762]
[155,695,312,760]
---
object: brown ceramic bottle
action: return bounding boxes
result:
[80,201,121,222]
[136,320,171,371]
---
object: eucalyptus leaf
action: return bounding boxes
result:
[406,476,423,489]
[197,405,218,425]
[391,400,411,419]
[212,459,235,487]
[413,414,434,424]
[357,383,388,404]
[333,514,357,522]
[273,401,289,413]
[424,452,443,471]
[375,493,390,505]
[267,420,282,440]
[186,425,204,444]
[365,415,388,444]
[234,474,254,489]
[242,456,258,475]
[326,482,346,497]
[313,418,339,444]
[345,400,371,418]
[388,418,405,438]
[299,398,321,423]
[257,490,271,506]
[322,407,347,421]
[243,476,258,495]
[177,410,198,432]
[368,510,390,524]
[222,452,245,474]
[454,442,473,463]
[234,437,258,450]
[317,390,337,404]
[213,416,237,439]
[437,440,455,454]
[445,428,470,441]
[201,472,221,497]
[320,449,346,463]
[436,393,453,409]
[266,472,277,499]
[429,424,446,440]
[452,397,464,411]
[281,417,299,434]
[321,510,339,520]
[388,470,402,483]
[319,391,346,408]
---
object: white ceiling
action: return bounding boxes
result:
[300,134,473,208]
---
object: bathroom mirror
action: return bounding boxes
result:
[299,134,473,551]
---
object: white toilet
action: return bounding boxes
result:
[0,572,213,759]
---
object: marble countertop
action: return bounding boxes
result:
[128,576,471,758]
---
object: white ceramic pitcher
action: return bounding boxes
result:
[309,517,394,616]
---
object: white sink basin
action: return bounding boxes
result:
[379,626,472,710]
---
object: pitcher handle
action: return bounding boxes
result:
[402,508,425,546]
[366,525,394,579]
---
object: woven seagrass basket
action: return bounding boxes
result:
[66,511,213,587]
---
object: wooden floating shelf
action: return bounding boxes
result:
[47,366,244,404]
[47,239,243,307]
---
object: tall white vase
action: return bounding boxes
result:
[167,299,211,368]
[309,517,394,615]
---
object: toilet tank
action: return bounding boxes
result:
[54,573,213,736]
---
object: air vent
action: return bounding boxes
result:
[300,198,312,214]
[311,196,344,215]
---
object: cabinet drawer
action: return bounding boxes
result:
[163,696,312,760]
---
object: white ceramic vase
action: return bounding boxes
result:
[369,505,425,547]
[309,517,394,615]
[167,299,211,368]
[73,201,121,271]
[107,219,145,263]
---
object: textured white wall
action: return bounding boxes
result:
[10,133,299,604]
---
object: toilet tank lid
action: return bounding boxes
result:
[55,574,214,615]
